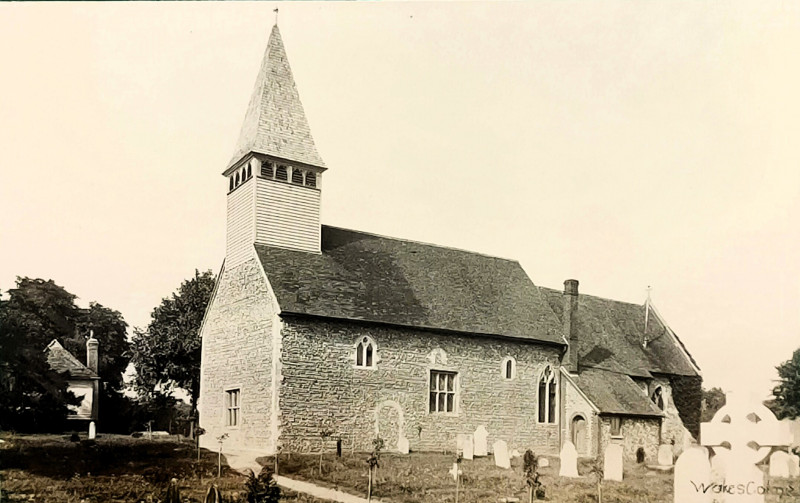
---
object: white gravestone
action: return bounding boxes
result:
[88,421,96,440]
[538,456,550,468]
[474,426,488,457]
[603,443,623,481]
[674,446,711,503]
[788,454,800,478]
[456,433,465,452]
[558,441,579,478]
[701,390,792,503]
[398,436,409,455]
[448,462,462,481]
[463,434,474,460]
[658,444,674,466]
[493,440,511,469]
[769,451,791,478]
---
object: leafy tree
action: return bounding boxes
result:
[700,386,727,423]
[0,278,130,431]
[130,270,215,414]
[770,348,800,420]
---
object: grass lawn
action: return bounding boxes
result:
[265,451,675,503]
[0,433,324,502]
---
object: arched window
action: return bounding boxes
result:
[262,162,275,179]
[246,165,252,179]
[241,168,247,181]
[291,168,304,185]
[306,171,317,188]
[235,172,240,187]
[538,365,557,423]
[355,336,377,368]
[651,386,665,410]
[501,356,516,380]
[229,176,234,191]
[276,165,288,181]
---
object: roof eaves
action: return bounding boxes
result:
[279,310,567,347]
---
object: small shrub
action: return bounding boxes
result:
[242,468,281,503]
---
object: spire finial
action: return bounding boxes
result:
[273,7,279,26]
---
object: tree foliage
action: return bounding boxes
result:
[700,386,727,423]
[130,270,215,412]
[0,278,130,431]
[770,347,800,420]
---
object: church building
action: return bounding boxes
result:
[198,24,702,463]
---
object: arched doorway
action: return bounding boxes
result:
[571,415,587,455]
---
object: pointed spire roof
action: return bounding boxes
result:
[226,24,326,171]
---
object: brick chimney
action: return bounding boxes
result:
[563,279,579,373]
[86,331,99,374]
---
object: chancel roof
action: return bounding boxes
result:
[255,226,565,344]
[226,24,325,171]
[540,287,699,377]
[45,340,98,379]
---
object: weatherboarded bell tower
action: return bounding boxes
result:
[223,24,326,266]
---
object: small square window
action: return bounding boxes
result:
[226,389,240,427]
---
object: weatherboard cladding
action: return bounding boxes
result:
[255,226,565,344]
[227,25,325,171]
[539,287,698,377]
[255,177,320,253]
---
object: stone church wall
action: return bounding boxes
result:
[650,376,695,452]
[198,256,277,453]
[277,317,562,455]
[598,416,660,464]
[563,377,598,457]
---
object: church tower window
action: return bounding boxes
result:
[275,165,288,181]
[538,365,557,423]
[291,168,304,185]
[229,176,234,192]
[246,165,252,179]
[262,162,275,179]
[305,171,317,188]
[235,172,240,187]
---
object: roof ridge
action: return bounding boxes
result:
[321,224,521,263]
[539,285,646,308]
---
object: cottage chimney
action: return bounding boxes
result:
[563,279,579,373]
[86,331,99,374]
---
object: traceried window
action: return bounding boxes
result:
[502,356,516,380]
[610,416,622,436]
[651,386,665,410]
[225,388,240,427]
[429,370,456,413]
[355,336,376,368]
[538,365,557,423]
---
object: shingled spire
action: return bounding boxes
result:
[226,24,326,171]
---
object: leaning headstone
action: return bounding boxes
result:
[673,446,710,503]
[603,443,623,481]
[658,444,673,466]
[769,450,791,478]
[538,456,550,468]
[463,434,474,460]
[558,441,579,477]
[88,421,96,440]
[398,436,410,455]
[493,440,510,469]
[474,426,488,456]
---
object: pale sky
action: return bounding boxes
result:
[1,2,798,399]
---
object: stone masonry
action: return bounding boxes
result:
[198,256,277,453]
[277,316,563,455]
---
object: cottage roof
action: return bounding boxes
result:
[44,339,98,379]
[255,226,566,345]
[226,24,325,171]
[539,287,699,377]
[567,367,664,417]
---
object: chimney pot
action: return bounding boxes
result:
[564,279,579,296]
[86,332,99,374]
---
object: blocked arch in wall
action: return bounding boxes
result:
[569,413,588,456]
[374,400,406,452]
